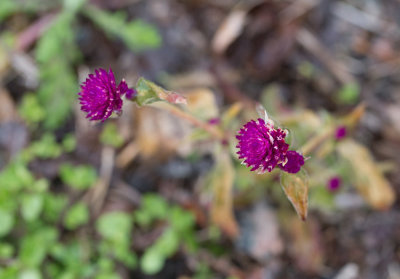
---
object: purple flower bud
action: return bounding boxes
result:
[78,68,136,121]
[278,150,305,174]
[335,126,347,140]
[208,118,220,125]
[327,176,341,191]
[236,118,289,173]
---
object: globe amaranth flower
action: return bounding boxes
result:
[237,118,306,174]
[278,150,305,174]
[78,68,136,121]
[236,118,289,173]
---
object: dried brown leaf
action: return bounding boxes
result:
[337,139,395,210]
[134,106,191,158]
[281,170,309,221]
[185,88,219,121]
[212,9,247,55]
[211,148,239,238]
[284,216,324,273]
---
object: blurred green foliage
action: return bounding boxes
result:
[134,194,197,275]
[0,149,200,278]
[2,0,161,130]
[337,82,360,105]
[100,122,124,148]
[35,11,79,130]
[59,163,97,190]
[0,1,163,276]
[84,6,161,52]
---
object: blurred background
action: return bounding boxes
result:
[1,0,400,278]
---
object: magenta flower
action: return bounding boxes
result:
[335,125,347,140]
[78,68,135,121]
[278,150,305,174]
[327,176,341,191]
[236,118,289,173]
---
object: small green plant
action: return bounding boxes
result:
[59,163,97,190]
[135,194,197,275]
[5,0,161,130]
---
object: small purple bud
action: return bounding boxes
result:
[278,151,305,174]
[208,118,220,125]
[327,176,341,191]
[335,126,347,140]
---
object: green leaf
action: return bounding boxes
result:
[0,162,35,191]
[60,163,97,190]
[140,248,164,275]
[18,94,46,126]
[123,20,161,51]
[19,227,58,267]
[0,0,17,21]
[0,209,14,237]
[84,6,161,52]
[62,134,76,152]
[35,12,79,129]
[18,269,42,279]
[50,241,91,275]
[0,243,14,258]
[152,228,179,257]
[337,82,360,105]
[100,123,124,148]
[31,179,49,193]
[96,211,132,244]
[30,133,62,159]
[309,185,334,210]
[95,274,121,279]
[280,169,309,221]
[168,206,195,234]
[98,257,114,272]
[0,265,18,279]
[63,0,86,12]
[43,193,68,223]
[135,78,186,106]
[21,194,43,222]
[64,202,89,229]
[142,194,169,220]
[113,246,137,268]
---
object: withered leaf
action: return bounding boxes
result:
[337,139,395,210]
[280,169,309,221]
[210,148,239,238]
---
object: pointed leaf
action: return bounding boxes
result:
[210,149,239,238]
[281,170,309,221]
[337,139,395,210]
[135,78,186,106]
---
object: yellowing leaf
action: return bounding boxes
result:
[134,106,191,158]
[185,88,219,121]
[342,102,366,128]
[210,148,239,238]
[337,139,395,210]
[212,9,247,55]
[281,170,309,221]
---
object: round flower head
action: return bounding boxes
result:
[78,68,136,121]
[236,118,289,173]
[278,150,305,174]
